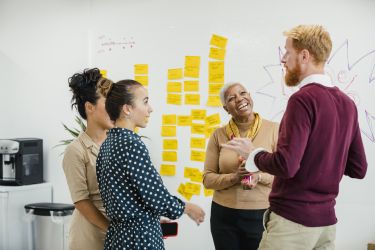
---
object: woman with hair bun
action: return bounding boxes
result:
[63,68,113,250]
[96,79,205,250]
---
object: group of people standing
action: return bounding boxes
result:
[62,24,367,250]
[63,70,204,250]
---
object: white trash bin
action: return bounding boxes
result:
[24,203,74,250]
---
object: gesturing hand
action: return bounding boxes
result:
[221,138,255,160]
[184,202,205,226]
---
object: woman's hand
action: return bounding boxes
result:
[232,157,250,183]
[184,202,205,225]
[241,172,261,189]
[160,216,171,223]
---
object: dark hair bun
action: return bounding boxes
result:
[68,68,101,94]
[68,68,102,119]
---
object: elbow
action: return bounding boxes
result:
[202,177,212,189]
[202,175,222,190]
[358,173,366,179]
[271,153,299,179]
[283,168,298,179]
[360,162,368,179]
[345,162,368,179]
[283,161,301,178]
[278,160,299,179]
[346,170,366,179]
[352,167,367,179]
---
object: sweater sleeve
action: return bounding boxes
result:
[257,122,278,186]
[255,95,311,178]
[344,118,367,178]
[203,130,238,190]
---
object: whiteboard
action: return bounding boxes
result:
[88,0,375,249]
[1,0,373,249]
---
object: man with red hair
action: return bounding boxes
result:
[222,25,367,249]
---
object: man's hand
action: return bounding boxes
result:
[221,138,255,160]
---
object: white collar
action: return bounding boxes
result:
[298,74,333,89]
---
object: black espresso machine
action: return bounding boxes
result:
[0,138,43,185]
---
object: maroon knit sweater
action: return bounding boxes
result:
[255,83,367,227]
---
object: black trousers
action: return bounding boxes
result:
[210,201,266,250]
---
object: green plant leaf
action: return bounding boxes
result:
[53,139,73,149]
[62,123,80,137]
[55,117,86,151]
[75,116,87,131]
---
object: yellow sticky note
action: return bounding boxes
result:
[190,137,206,149]
[206,126,219,138]
[204,187,214,197]
[167,82,182,92]
[209,83,224,95]
[177,183,193,200]
[134,64,148,75]
[184,81,199,92]
[162,151,177,162]
[161,126,177,137]
[177,183,185,196]
[191,109,206,120]
[167,94,182,105]
[185,94,200,105]
[207,95,222,107]
[135,75,149,86]
[183,192,193,201]
[190,171,203,183]
[205,113,221,126]
[177,115,192,126]
[184,56,200,78]
[162,114,177,125]
[210,34,228,48]
[190,150,206,162]
[208,61,224,83]
[184,167,199,178]
[185,182,201,195]
[209,47,226,60]
[163,139,178,150]
[100,69,107,77]
[184,182,195,194]
[160,164,176,176]
[168,68,183,80]
[191,123,206,135]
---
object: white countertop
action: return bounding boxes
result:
[0,182,52,192]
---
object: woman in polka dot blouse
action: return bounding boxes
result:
[96,79,205,250]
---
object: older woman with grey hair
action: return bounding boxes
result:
[203,82,279,250]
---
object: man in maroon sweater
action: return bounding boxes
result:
[222,25,367,249]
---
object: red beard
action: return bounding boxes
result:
[284,62,301,87]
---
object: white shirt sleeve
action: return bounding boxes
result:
[245,147,266,172]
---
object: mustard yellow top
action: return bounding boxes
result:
[203,118,279,209]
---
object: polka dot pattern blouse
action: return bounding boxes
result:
[97,128,185,250]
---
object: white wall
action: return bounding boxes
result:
[1,0,375,249]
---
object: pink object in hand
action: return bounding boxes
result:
[241,175,252,190]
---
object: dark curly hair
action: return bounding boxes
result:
[68,68,102,120]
